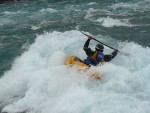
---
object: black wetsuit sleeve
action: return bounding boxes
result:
[83,39,94,56]
[104,50,118,62]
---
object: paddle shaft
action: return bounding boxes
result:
[80,31,116,50]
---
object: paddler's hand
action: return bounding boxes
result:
[110,49,118,59]
[114,49,119,53]
[88,35,93,40]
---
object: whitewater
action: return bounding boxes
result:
[0,30,150,113]
[0,0,150,112]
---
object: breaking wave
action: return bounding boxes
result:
[0,30,150,113]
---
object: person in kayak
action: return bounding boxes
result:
[82,35,118,66]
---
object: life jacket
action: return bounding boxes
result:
[84,51,104,66]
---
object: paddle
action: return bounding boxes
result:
[80,31,118,51]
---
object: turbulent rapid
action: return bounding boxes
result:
[0,31,150,113]
[0,0,150,113]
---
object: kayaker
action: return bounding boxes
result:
[83,35,118,66]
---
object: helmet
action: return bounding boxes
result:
[95,44,104,51]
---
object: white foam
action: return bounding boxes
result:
[22,41,30,51]
[88,2,97,5]
[40,8,58,13]
[0,30,150,113]
[111,0,150,12]
[111,2,139,11]
[2,11,27,15]
[31,25,41,30]
[0,19,16,26]
[84,8,98,19]
[94,16,132,27]
[85,9,132,27]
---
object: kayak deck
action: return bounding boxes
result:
[65,56,102,80]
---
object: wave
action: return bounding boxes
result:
[85,8,132,27]
[40,8,58,13]
[2,11,27,15]
[94,16,132,27]
[0,30,150,113]
[111,0,150,12]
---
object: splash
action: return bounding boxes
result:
[40,8,58,13]
[94,16,132,27]
[0,31,150,113]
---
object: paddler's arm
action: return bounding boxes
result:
[103,49,118,62]
[83,36,94,56]
[83,39,90,50]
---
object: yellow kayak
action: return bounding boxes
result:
[65,56,102,80]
